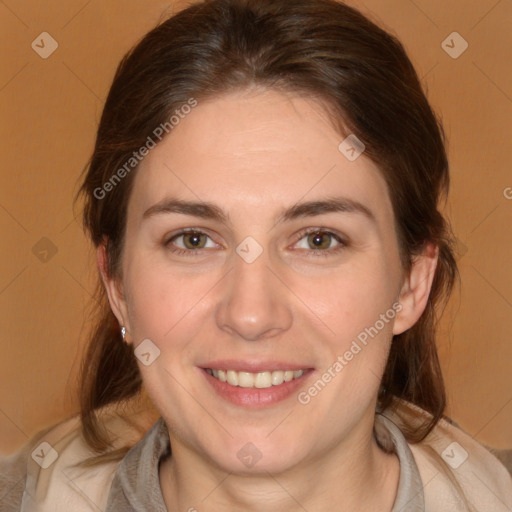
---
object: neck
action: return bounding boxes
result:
[159,415,400,512]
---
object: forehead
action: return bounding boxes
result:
[129,89,393,225]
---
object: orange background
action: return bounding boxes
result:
[1,0,511,453]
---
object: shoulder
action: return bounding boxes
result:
[384,400,512,511]
[0,402,157,512]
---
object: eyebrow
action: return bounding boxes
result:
[142,196,376,225]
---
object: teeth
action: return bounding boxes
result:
[238,372,254,388]
[227,370,239,386]
[272,371,285,385]
[207,369,304,388]
[255,372,272,388]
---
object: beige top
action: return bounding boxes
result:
[1,400,511,511]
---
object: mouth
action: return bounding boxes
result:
[200,364,314,408]
[205,368,305,388]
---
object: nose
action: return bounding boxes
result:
[215,247,293,342]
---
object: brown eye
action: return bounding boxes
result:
[293,229,347,258]
[181,232,208,249]
[307,231,333,250]
[165,230,217,256]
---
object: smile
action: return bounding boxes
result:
[205,368,305,388]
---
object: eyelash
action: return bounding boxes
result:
[164,227,348,258]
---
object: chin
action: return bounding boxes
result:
[202,435,309,476]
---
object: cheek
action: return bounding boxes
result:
[304,258,399,346]
[296,257,399,408]
[123,255,213,345]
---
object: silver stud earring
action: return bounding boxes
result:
[121,326,126,342]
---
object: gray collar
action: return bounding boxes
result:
[378,414,425,511]
[105,414,424,511]
[105,417,169,512]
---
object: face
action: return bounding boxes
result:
[103,88,426,475]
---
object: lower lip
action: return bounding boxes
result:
[201,369,313,408]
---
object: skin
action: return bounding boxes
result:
[100,88,438,511]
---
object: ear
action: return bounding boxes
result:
[393,242,439,336]
[97,242,132,340]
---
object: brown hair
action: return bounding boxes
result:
[77,0,457,454]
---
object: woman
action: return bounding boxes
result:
[2,0,511,510]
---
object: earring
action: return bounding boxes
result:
[121,326,127,342]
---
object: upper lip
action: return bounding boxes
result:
[199,359,313,373]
